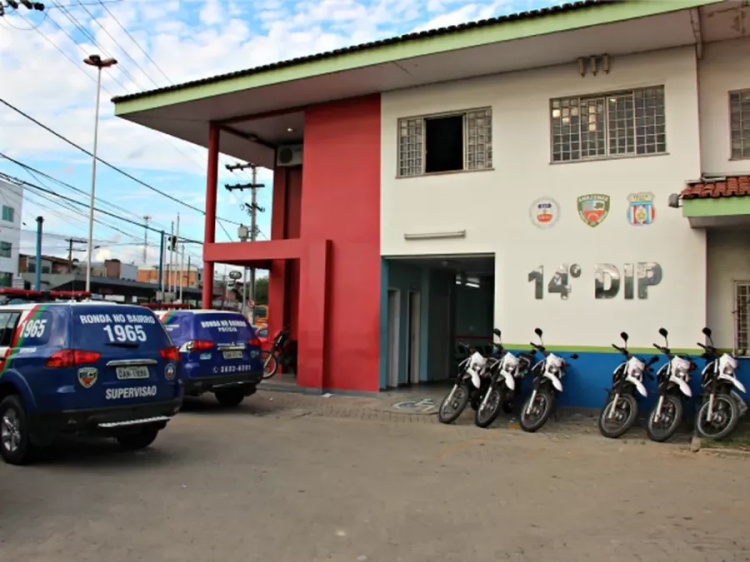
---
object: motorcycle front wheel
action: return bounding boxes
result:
[519,388,555,433]
[598,393,638,439]
[438,383,470,424]
[475,386,503,428]
[695,394,739,440]
[646,394,683,443]
[261,350,278,379]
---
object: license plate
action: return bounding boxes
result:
[116,366,150,380]
[223,351,243,360]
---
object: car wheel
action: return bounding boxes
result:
[0,395,37,465]
[116,426,160,450]
[215,388,245,407]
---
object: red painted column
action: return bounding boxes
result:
[202,123,220,308]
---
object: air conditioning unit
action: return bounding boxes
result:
[276,144,303,167]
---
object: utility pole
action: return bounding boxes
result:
[175,212,180,296]
[34,216,43,291]
[158,230,165,298]
[225,162,265,319]
[66,237,87,273]
[143,215,151,265]
[168,220,174,296]
[179,243,185,302]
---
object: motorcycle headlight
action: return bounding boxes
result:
[548,366,559,374]
[723,365,736,376]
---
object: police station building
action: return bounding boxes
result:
[113,0,750,406]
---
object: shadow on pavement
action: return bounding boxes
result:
[26,434,187,470]
[179,394,287,417]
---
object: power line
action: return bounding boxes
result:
[0,151,163,228]
[0,97,243,225]
[0,171,203,244]
[98,0,171,84]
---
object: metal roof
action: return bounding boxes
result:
[111,0,611,104]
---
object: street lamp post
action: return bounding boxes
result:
[83,53,117,292]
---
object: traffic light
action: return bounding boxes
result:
[169,236,177,250]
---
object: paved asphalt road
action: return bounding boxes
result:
[1,391,749,562]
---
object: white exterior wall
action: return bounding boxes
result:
[700,36,750,353]
[699,36,750,175]
[0,180,23,284]
[381,46,705,349]
[706,230,750,351]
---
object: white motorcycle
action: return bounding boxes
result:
[646,327,695,442]
[438,339,490,424]
[475,329,535,428]
[695,327,747,440]
[519,328,578,433]
[598,331,658,439]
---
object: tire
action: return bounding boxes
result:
[438,383,470,424]
[262,350,278,379]
[519,388,555,433]
[695,394,739,441]
[0,395,37,465]
[116,426,160,450]
[215,388,246,407]
[646,394,683,443]
[598,393,638,439]
[475,387,503,428]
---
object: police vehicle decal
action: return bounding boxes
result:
[105,386,158,400]
[0,304,46,377]
[77,367,98,389]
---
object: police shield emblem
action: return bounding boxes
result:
[627,192,655,225]
[77,367,98,389]
[577,194,610,227]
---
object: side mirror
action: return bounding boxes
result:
[658,327,668,338]
[534,328,543,337]
[620,332,629,343]
[493,328,502,337]
[569,353,579,360]
[702,327,712,338]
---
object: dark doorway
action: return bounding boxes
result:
[425,115,463,173]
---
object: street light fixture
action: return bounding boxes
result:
[83,53,117,292]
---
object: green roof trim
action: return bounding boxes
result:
[683,197,750,218]
[113,0,719,116]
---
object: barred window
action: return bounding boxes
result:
[397,107,492,177]
[735,281,750,356]
[730,89,750,160]
[550,86,666,162]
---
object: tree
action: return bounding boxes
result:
[254,277,268,305]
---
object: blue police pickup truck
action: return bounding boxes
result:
[155,309,263,407]
[0,300,182,465]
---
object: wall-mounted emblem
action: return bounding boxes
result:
[627,192,655,225]
[529,197,560,229]
[577,194,610,227]
[78,367,98,389]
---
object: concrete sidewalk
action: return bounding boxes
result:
[246,386,684,445]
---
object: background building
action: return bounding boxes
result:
[0,178,23,288]
[113,0,750,405]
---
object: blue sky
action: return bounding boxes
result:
[0,0,559,271]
